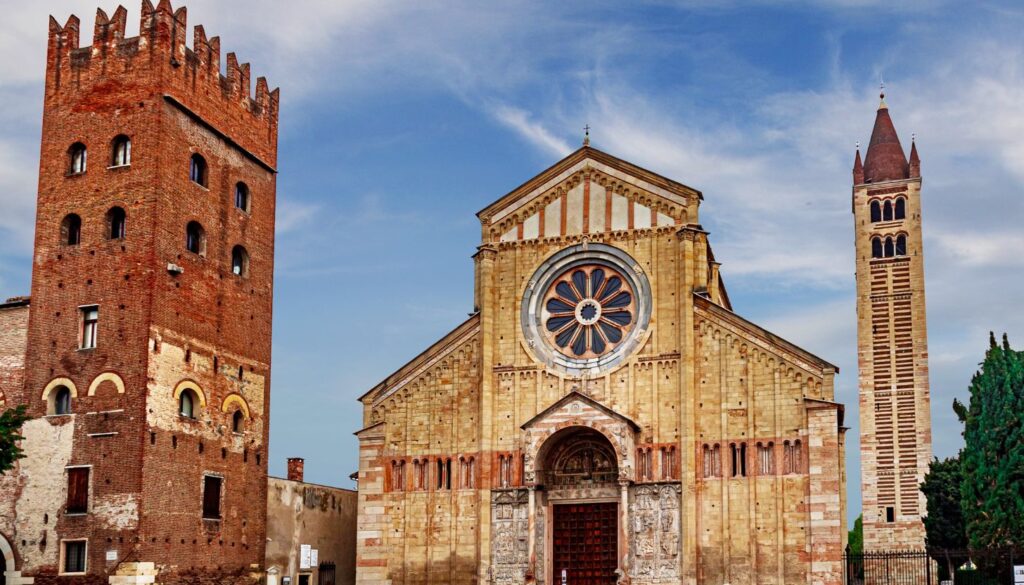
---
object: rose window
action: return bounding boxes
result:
[542,264,635,358]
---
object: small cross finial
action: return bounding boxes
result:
[856,141,861,150]
[880,77,886,100]
[583,124,591,147]
[911,132,916,142]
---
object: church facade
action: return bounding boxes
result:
[355,146,848,585]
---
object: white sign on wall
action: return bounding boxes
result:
[299,544,312,570]
[105,550,118,561]
[1012,564,1024,584]
[310,549,319,567]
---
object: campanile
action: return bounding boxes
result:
[852,92,932,550]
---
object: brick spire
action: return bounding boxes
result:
[909,135,920,178]
[862,91,909,183]
[853,145,864,184]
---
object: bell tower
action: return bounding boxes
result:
[0,3,278,583]
[852,92,932,550]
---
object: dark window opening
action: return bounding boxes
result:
[895,234,907,256]
[68,143,87,174]
[894,197,906,220]
[66,467,89,514]
[231,245,249,277]
[739,443,747,477]
[235,182,250,213]
[886,506,895,523]
[190,154,208,187]
[107,207,126,240]
[179,390,197,418]
[884,237,895,258]
[882,200,893,221]
[62,214,82,246]
[202,475,222,519]
[53,386,73,415]
[111,135,131,166]
[730,443,738,477]
[232,410,244,433]
[63,540,87,573]
[870,200,881,222]
[871,237,883,259]
[186,221,205,255]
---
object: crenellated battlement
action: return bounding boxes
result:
[46,1,279,164]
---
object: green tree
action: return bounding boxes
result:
[848,514,863,555]
[921,455,967,579]
[955,333,1024,548]
[0,404,31,474]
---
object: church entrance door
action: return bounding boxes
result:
[552,502,618,585]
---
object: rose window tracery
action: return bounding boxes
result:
[542,265,635,359]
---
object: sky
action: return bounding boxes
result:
[2,0,1023,524]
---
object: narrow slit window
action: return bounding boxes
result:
[62,214,82,246]
[107,207,126,240]
[186,221,205,255]
[111,135,131,166]
[202,475,222,519]
[190,153,208,187]
[68,143,87,174]
[232,409,244,433]
[81,306,99,349]
[235,182,250,212]
[231,245,249,277]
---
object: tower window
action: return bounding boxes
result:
[61,540,87,574]
[50,385,73,415]
[871,237,883,259]
[870,200,881,223]
[894,197,906,220]
[185,221,206,255]
[895,234,907,256]
[235,182,250,213]
[884,237,895,258]
[68,143,87,175]
[66,467,90,514]
[882,200,893,221]
[232,409,244,433]
[231,245,249,277]
[107,207,126,240]
[179,389,198,418]
[61,214,82,246]
[202,475,222,519]
[885,506,895,523]
[81,306,99,349]
[190,153,208,187]
[111,135,131,167]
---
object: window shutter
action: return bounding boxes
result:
[67,468,89,513]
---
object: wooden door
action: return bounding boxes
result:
[552,502,618,585]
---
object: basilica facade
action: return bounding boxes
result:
[354,146,847,585]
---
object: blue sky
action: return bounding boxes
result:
[2,1,1024,523]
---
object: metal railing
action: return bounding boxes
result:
[844,548,1020,585]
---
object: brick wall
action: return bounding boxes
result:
[1,3,278,583]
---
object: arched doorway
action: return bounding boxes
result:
[537,427,621,585]
[0,532,15,585]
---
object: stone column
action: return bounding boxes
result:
[619,480,631,579]
[527,486,537,581]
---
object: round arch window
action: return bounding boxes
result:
[521,243,651,376]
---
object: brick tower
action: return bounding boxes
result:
[0,2,278,584]
[852,92,931,551]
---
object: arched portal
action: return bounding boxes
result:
[536,426,622,585]
[0,531,15,585]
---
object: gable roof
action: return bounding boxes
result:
[478,145,702,223]
[520,390,640,432]
[694,294,839,373]
[359,313,480,404]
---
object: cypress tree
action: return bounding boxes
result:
[955,333,1024,548]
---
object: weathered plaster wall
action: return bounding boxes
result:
[266,476,357,585]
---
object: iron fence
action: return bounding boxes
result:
[844,547,1021,585]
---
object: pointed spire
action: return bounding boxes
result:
[862,91,908,183]
[909,134,920,178]
[853,144,864,185]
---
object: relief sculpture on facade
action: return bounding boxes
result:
[491,489,530,585]
[629,484,680,581]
